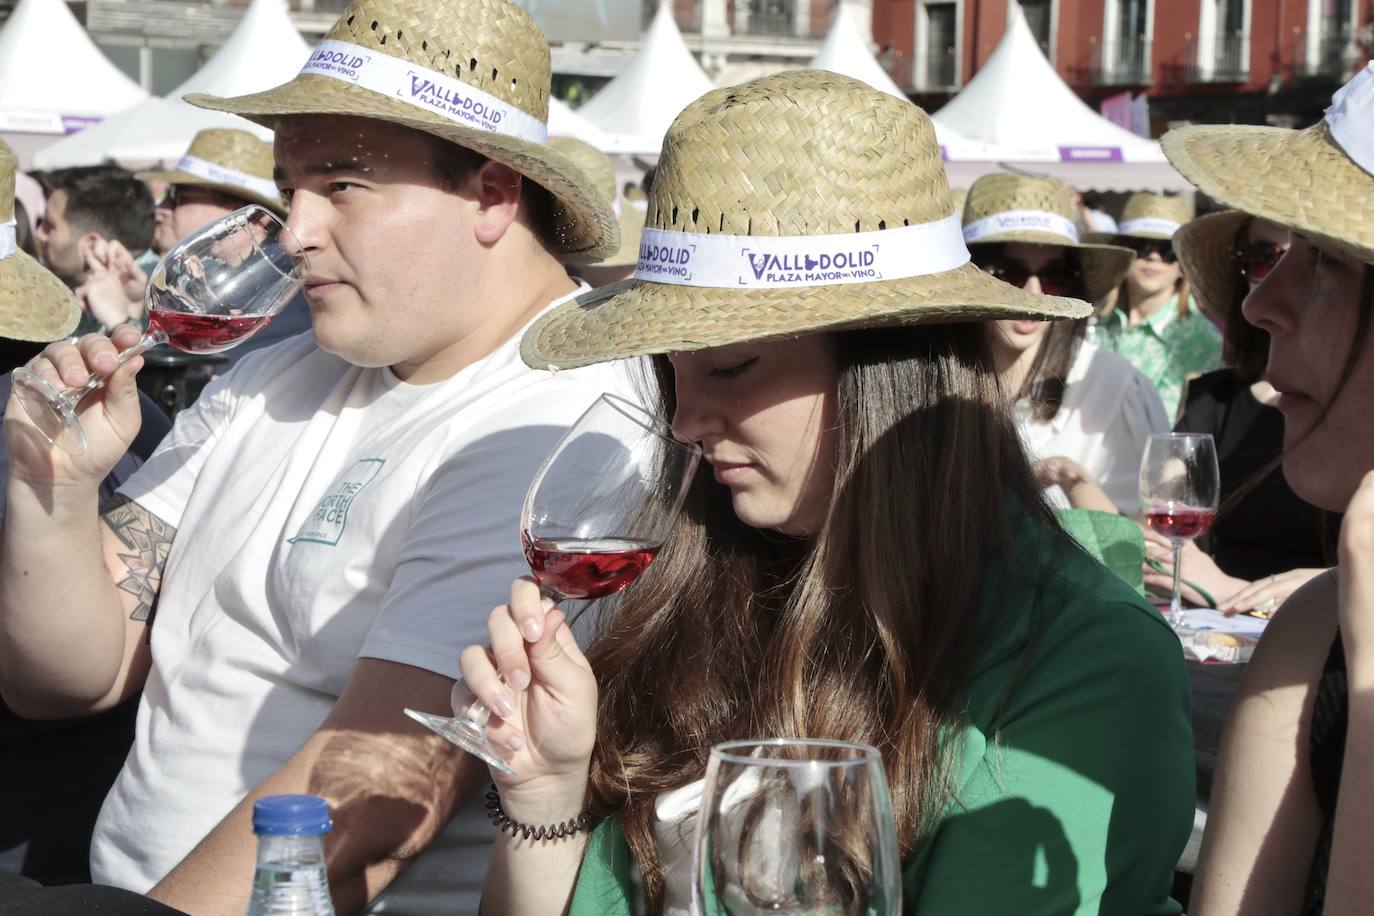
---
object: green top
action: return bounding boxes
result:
[1097,296,1221,421]
[567,513,1195,916]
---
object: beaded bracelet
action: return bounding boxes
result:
[484,784,598,841]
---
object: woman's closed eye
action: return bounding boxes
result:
[708,357,758,379]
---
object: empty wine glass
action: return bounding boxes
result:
[693,739,902,916]
[1140,432,1220,628]
[11,204,305,456]
[405,394,702,775]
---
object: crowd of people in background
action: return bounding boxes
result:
[0,0,1371,911]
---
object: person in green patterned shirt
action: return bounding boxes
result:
[1095,192,1222,419]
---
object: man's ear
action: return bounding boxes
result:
[470,160,523,246]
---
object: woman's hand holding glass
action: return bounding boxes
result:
[455,577,598,804]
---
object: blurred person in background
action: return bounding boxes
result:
[963,173,1168,515]
[546,138,642,287]
[1140,210,1338,617]
[1096,192,1222,420]
[33,165,154,335]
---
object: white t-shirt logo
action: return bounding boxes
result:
[288,458,385,546]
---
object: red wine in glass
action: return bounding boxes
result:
[147,308,274,355]
[1145,507,1216,541]
[404,394,701,777]
[521,533,660,600]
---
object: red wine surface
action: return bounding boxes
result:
[522,534,659,600]
[149,309,274,354]
[1146,508,1216,541]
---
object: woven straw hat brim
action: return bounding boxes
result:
[520,262,1091,370]
[965,233,1133,301]
[1163,123,1374,265]
[134,168,287,216]
[186,76,619,264]
[1173,210,1249,325]
[0,249,81,342]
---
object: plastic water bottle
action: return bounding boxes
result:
[245,794,336,915]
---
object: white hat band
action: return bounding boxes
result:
[1118,217,1181,238]
[300,39,549,145]
[634,212,969,289]
[0,220,15,261]
[175,155,281,204]
[1325,61,1374,180]
[963,210,1080,245]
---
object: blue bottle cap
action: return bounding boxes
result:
[252,795,333,836]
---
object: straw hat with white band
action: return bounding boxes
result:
[186,0,618,263]
[961,173,1133,302]
[1171,210,1253,325]
[0,140,80,343]
[137,129,285,216]
[546,136,643,269]
[520,71,1090,372]
[1164,61,1374,268]
[1109,192,1194,242]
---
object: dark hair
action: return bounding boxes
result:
[978,243,1088,422]
[585,323,1059,915]
[1222,218,1273,382]
[425,134,559,250]
[44,165,155,255]
[12,198,33,257]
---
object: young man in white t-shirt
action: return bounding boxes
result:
[0,0,637,911]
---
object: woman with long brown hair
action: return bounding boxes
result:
[457,72,1194,915]
[962,173,1169,514]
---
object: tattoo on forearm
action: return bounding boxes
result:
[101,494,174,623]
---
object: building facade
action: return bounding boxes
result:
[879,0,1374,127]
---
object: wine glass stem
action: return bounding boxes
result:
[1169,540,1185,626]
[57,330,165,409]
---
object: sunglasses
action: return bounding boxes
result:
[1238,242,1286,285]
[972,254,1081,296]
[155,185,242,211]
[1122,238,1177,264]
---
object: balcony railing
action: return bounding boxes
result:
[1185,31,1249,82]
[1293,23,1359,79]
[911,46,958,90]
[1090,35,1152,86]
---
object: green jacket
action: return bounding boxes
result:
[567,514,1195,915]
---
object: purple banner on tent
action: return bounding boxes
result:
[1059,146,1124,162]
[61,115,102,134]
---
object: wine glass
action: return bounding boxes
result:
[1139,433,1220,628]
[11,205,305,456]
[405,393,702,775]
[693,739,902,916]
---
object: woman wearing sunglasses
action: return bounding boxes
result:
[963,174,1169,514]
[1095,193,1222,420]
[1139,212,1338,617]
[1163,62,1374,916]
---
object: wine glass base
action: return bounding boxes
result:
[9,368,87,456]
[403,708,517,777]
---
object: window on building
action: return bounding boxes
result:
[923,0,958,87]
[1110,0,1150,82]
[1021,0,1052,57]
[747,0,795,35]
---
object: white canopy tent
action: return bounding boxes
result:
[576,2,715,154]
[548,97,615,148]
[33,0,309,169]
[0,0,146,137]
[806,2,1000,162]
[932,4,1188,190]
[808,2,904,99]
